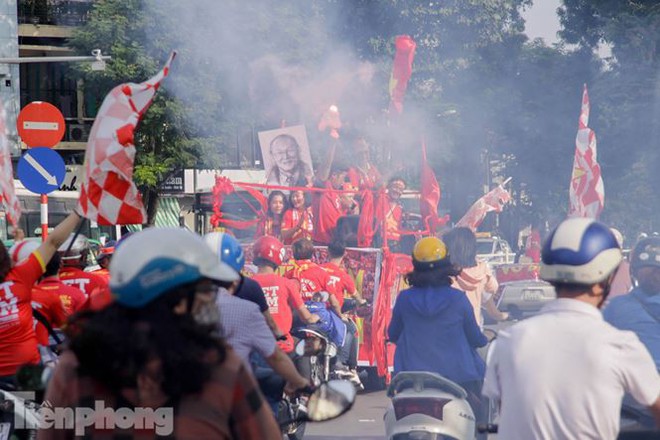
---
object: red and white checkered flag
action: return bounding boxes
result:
[77,52,176,225]
[568,84,604,218]
[456,184,512,231]
[0,99,21,226]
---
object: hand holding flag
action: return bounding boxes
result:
[456,180,512,231]
[77,52,176,225]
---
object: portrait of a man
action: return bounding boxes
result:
[258,125,314,188]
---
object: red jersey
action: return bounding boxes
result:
[0,252,45,376]
[347,164,381,190]
[285,259,337,302]
[31,288,66,345]
[281,207,314,245]
[252,273,305,353]
[385,202,403,242]
[92,268,110,284]
[58,267,108,297]
[321,262,357,309]
[36,278,86,316]
[311,181,343,245]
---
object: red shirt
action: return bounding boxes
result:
[285,260,337,302]
[311,181,343,245]
[347,164,381,190]
[31,288,67,345]
[385,202,403,242]
[0,252,45,376]
[58,266,108,297]
[321,262,356,309]
[92,268,110,284]
[252,273,305,353]
[281,207,314,245]
[37,278,86,316]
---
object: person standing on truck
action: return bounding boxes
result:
[256,190,287,240]
[204,231,285,339]
[483,218,660,439]
[383,176,407,252]
[442,227,508,326]
[58,234,108,297]
[388,236,489,418]
[281,189,314,245]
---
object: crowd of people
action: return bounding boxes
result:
[254,133,413,252]
[388,218,660,439]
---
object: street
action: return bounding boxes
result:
[305,390,389,439]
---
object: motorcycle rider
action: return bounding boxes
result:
[204,231,285,339]
[483,218,660,439]
[40,228,281,439]
[388,236,488,417]
[57,234,108,297]
[251,235,320,353]
[604,235,660,368]
[0,212,81,386]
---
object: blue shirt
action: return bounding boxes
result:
[604,288,660,369]
[388,285,488,384]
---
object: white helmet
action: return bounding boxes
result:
[109,228,239,308]
[541,218,622,284]
[9,240,40,265]
[58,233,91,266]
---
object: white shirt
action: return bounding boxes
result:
[483,298,660,440]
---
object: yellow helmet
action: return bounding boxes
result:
[412,237,449,270]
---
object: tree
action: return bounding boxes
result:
[67,0,230,225]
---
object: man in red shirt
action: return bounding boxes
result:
[251,236,319,353]
[285,239,343,317]
[91,241,115,283]
[321,240,366,309]
[311,164,351,246]
[0,211,82,382]
[58,234,108,297]
[37,253,86,316]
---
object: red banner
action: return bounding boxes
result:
[389,35,417,115]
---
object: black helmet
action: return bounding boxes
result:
[630,237,660,278]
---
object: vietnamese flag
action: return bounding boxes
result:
[420,141,447,233]
[388,35,416,115]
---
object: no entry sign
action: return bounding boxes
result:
[17,101,65,148]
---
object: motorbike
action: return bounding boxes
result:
[293,327,338,386]
[384,371,477,440]
[0,365,52,440]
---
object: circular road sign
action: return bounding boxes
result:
[17,147,66,194]
[17,101,65,148]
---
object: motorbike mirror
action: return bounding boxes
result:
[305,380,356,422]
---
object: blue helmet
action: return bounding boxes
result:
[110,228,239,308]
[541,218,622,284]
[203,232,245,273]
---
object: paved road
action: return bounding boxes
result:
[304,390,389,439]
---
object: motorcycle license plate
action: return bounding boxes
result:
[0,423,10,440]
[522,289,544,301]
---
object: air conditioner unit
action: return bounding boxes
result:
[67,123,90,142]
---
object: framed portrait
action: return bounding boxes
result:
[258,125,314,188]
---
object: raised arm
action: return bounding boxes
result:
[36,212,81,264]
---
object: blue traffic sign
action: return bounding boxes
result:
[17,147,66,194]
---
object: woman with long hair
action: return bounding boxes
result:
[281,189,314,245]
[442,227,508,327]
[39,228,280,439]
[256,190,287,240]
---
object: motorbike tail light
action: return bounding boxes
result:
[393,398,451,420]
